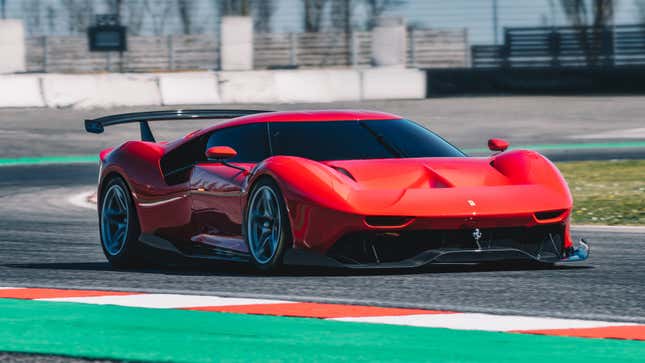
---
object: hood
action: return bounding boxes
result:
[321,156,571,218]
[324,157,509,190]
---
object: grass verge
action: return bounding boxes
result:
[556,159,645,225]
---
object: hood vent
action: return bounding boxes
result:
[535,209,567,221]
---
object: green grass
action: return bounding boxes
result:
[556,159,645,225]
[0,299,643,363]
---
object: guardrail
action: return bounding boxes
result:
[472,24,645,69]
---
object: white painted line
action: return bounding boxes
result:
[572,225,645,233]
[67,191,97,210]
[0,287,20,290]
[333,313,635,332]
[39,293,296,309]
[572,127,645,139]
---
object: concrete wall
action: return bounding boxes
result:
[0,20,26,74]
[371,17,407,67]
[220,16,254,71]
[0,68,426,109]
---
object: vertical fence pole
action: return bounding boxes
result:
[464,29,471,68]
[289,32,297,66]
[502,29,510,68]
[167,35,175,70]
[492,0,499,45]
[409,29,416,67]
[549,29,560,67]
[350,31,358,67]
[216,32,221,71]
[602,27,614,67]
[42,36,48,73]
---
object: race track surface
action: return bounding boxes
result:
[1,164,643,324]
[2,96,645,159]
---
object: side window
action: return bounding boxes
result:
[206,123,269,163]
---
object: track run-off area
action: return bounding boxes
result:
[1,97,644,361]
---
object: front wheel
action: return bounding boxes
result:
[244,178,290,271]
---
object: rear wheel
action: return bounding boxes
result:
[244,178,290,271]
[99,177,144,268]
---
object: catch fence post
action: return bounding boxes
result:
[167,35,175,70]
[409,29,416,67]
[42,36,48,72]
[289,32,297,66]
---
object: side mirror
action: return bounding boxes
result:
[205,146,237,161]
[488,138,509,152]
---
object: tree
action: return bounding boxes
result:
[304,0,328,32]
[143,0,173,35]
[560,0,614,27]
[252,0,275,33]
[364,0,406,29]
[123,0,145,35]
[61,0,95,34]
[330,0,351,31]
[21,0,43,36]
[217,0,273,33]
[636,0,645,23]
[177,0,196,34]
[559,0,615,66]
[219,0,250,16]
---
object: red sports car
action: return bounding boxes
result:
[86,109,589,270]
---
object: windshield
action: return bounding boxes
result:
[269,119,465,161]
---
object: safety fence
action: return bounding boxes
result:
[471,24,645,68]
[25,29,468,73]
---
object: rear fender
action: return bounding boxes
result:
[100,141,191,234]
[100,141,165,195]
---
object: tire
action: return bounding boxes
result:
[243,178,291,271]
[98,176,145,268]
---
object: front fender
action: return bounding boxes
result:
[247,156,362,251]
[490,150,572,205]
[248,156,355,213]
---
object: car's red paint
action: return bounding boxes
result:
[97,109,579,267]
[205,146,237,160]
[488,138,509,152]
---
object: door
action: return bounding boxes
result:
[189,123,270,253]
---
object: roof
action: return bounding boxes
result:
[204,109,401,132]
[166,109,403,151]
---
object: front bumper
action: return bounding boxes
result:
[283,228,590,269]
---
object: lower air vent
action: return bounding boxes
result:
[364,216,413,227]
[535,209,566,221]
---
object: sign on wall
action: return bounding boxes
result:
[88,14,127,52]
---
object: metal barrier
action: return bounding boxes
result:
[472,24,645,68]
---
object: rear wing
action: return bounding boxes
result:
[84,109,271,142]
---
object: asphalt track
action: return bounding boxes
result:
[1,97,644,361]
[1,163,644,324]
